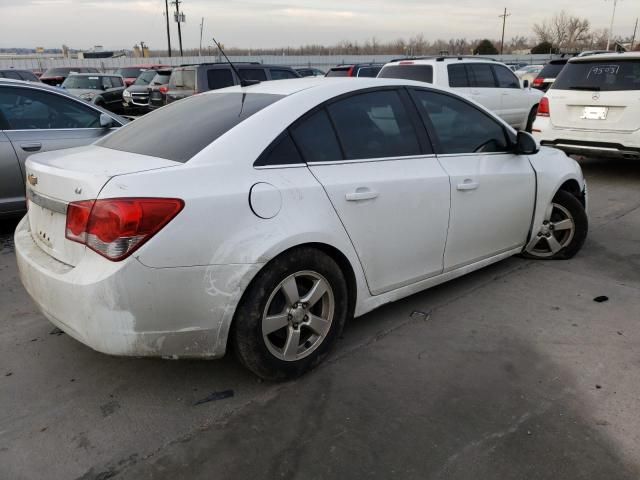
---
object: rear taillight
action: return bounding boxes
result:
[532,77,544,87]
[65,198,184,261]
[159,86,168,94]
[537,97,550,117]
[347,66,355,77]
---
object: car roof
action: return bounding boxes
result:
[67,73,121,77]
[386,56,498,65]
[570,51,640,62]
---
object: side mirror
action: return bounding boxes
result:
[523,79,530,89]
[99,113,114,128]
[515,131,539,155]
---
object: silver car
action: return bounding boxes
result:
[0,79,127,218]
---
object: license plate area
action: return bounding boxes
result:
[581,106,608,120]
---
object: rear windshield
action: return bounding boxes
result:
[150,72,171,85]
[42,67,74,76]
[116,68,144,78]
[538,61,567,79]
[356,66,382,77]
[97,92,284,162]
[552,60,640,91]
[168,69,196,89]
[326,67,351,77]
[378,65,434,83]
[134,70,158,86]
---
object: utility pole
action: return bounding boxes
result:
[499,8,511,56]
[172,0,184,57]
[606,0,621,51]
[164,0,172,57]
[631,18,638,51]
[199,17,204,57]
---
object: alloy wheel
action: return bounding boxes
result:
[526,202,575,258]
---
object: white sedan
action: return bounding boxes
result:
[15,77,588,380]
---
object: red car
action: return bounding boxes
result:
[114,64,171,87]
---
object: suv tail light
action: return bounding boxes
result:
[159,86,168,94]
[532,77,544,88]
[537,97,550,117]
[66,198,184,261]
[347,66,355,77]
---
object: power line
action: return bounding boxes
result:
[499,8,511,56]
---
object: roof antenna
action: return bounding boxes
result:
[212,36,260,87]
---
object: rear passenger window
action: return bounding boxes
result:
[327,90,421,160]
[270,69,298,80]
[447,64,469,87]
[207,69,234,90]
[493,65,520,88]
[290,109,342,163]
[239,69,267,82]
[255,133,303,166]
[412,90,509,154]
[468,64,496,88]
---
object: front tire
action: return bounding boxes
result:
[523,190,588,260]
[231,247,348,381]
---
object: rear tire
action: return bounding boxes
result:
[231,247,348,381]
[523,190,588,260]
[525,105,538,133]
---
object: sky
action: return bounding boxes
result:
[0,0,638,50]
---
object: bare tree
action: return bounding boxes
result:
[533,11,591,50]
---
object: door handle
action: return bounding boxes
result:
[346,188,379,201]
[457,179,479,191]
[20,142,42,152]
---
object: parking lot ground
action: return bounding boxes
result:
[1,157,639,480]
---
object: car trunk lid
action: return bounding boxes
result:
[25,145,180,266]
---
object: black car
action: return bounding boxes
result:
[0,69,40,82]
[123,68,172,114]
[165,63,301,104]
[40,67,100,86]
[532,59,570,92]
[325,64,384,78]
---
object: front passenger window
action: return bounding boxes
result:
[493,65,520,89]
[412,90,509,154]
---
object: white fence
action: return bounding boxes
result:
[0,54,560,72]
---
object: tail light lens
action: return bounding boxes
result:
[532,77,544,88]
[347,66,355,77]
[159,86,168,94]
[537,97,550,117]
[65,198,184,261]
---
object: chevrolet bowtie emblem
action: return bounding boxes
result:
[27,174,38,187]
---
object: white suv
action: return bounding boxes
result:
[378,56,543,131]
[532,52,640,160]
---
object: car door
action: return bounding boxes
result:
[0,85,119,184]
[492,64,530,128]
[301,88,451,295]
[0,130,24,215]
[409,88,535,271]
[465,63,503,118]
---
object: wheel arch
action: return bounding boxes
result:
[228,242,359,345]
[557,178,586,207]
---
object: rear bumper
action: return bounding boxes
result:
[533,120,640,159]
[15,216,261,359]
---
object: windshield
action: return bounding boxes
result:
[552,60,640,91]
[378,65,433,83]
[97,92,284,162]
[116,67,144,78]
[62,75,103,89]
[133,70,158,86]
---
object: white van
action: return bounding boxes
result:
[532,52,640,159]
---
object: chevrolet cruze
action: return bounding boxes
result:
[15,77,588,380]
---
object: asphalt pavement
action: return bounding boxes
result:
[1,156,639,480]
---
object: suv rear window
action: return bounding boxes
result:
[169,69,196,90]
[326,67,351,77]
[97,93,284,162]
[378,65,433,83]
[538,61,567,79]
[552,60,640,91]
